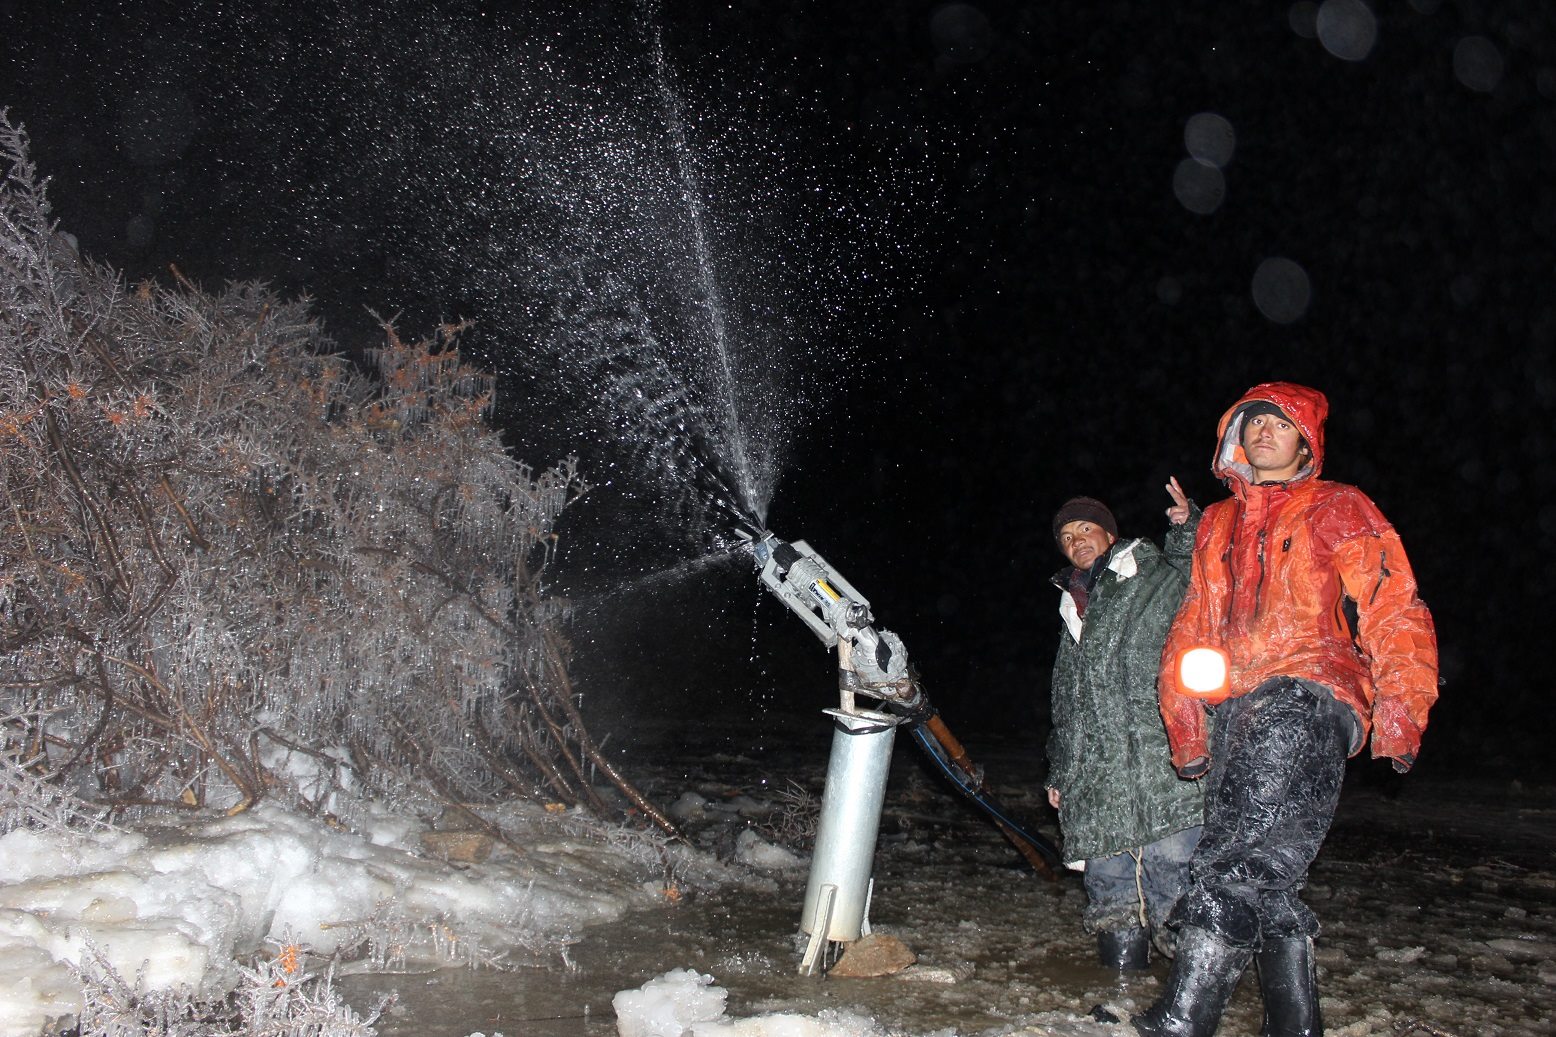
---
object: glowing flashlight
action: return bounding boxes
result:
[1176,646,1231,702]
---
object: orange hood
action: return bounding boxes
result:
[1212,382,1328,487]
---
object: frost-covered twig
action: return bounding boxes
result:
[0,745,118,835]
[757,779,819,850]
[70,937,390,1037]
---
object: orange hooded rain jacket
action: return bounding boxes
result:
[1158,382,1438,772]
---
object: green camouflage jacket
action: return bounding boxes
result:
[1046,516,1203,861]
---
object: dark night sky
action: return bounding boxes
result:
[4,1,1553,775]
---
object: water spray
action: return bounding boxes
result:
[740,530,1059,976]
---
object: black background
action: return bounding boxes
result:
[4,1,1552,777]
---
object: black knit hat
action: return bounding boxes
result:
[1239,400,1290,423]
[1052,496,1118,543]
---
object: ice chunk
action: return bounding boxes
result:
[613,968,727,1037]
[733,830,804,871]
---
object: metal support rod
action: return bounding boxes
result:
[799,884,836,976]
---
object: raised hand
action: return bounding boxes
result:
[1165,475,1192,525]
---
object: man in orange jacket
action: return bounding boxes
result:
[1133,383,1438,1037]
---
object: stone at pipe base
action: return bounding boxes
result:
[828,934,917,977]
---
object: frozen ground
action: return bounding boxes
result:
[340,712,1556,1037]
[3,709,1552,1036]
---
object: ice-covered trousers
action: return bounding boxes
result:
[1083,825,1202,934]
[1169,676,1357,950]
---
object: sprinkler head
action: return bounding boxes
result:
[732,527,773,565]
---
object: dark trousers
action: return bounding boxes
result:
[1169,677,1356,949]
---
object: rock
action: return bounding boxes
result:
[828,933,917,978]
[421,831,493,863]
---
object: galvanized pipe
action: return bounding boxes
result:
[799,707,900,944]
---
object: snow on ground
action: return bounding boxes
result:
[5,713,1555,1037]
[349,717,1556,1037]
[0,794,751,1037]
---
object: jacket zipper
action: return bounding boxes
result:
[1253,529,1267,620]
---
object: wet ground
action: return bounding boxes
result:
[340,712,1556,1036]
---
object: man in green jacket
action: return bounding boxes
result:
[1046,481,1204,970]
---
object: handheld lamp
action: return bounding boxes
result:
[1176,646,1231,702]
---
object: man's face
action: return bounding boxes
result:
[1242,410,1307,483]
[1058,520,1116,571]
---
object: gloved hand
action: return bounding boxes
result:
[1391,753,1415,774]
[1177,756,1209,779]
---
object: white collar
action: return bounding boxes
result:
[1058,539,1143,642]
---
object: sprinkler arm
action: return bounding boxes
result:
[742,529,1061,878]
[744,532,922,713]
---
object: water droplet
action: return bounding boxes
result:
[1453,36,1504,94]
[1184,112,1236,169]
[1173,159,1226,215]
[1288,2,1320,40]
[1251,257,1312,324]
[1317,0,1377,62]
[929,4,995,65]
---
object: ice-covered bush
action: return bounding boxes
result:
[0,112,662,833]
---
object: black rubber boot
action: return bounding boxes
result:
[1098,928,1151,971]
[1256,936,1322,1036]
[1131,926,1252,1037]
